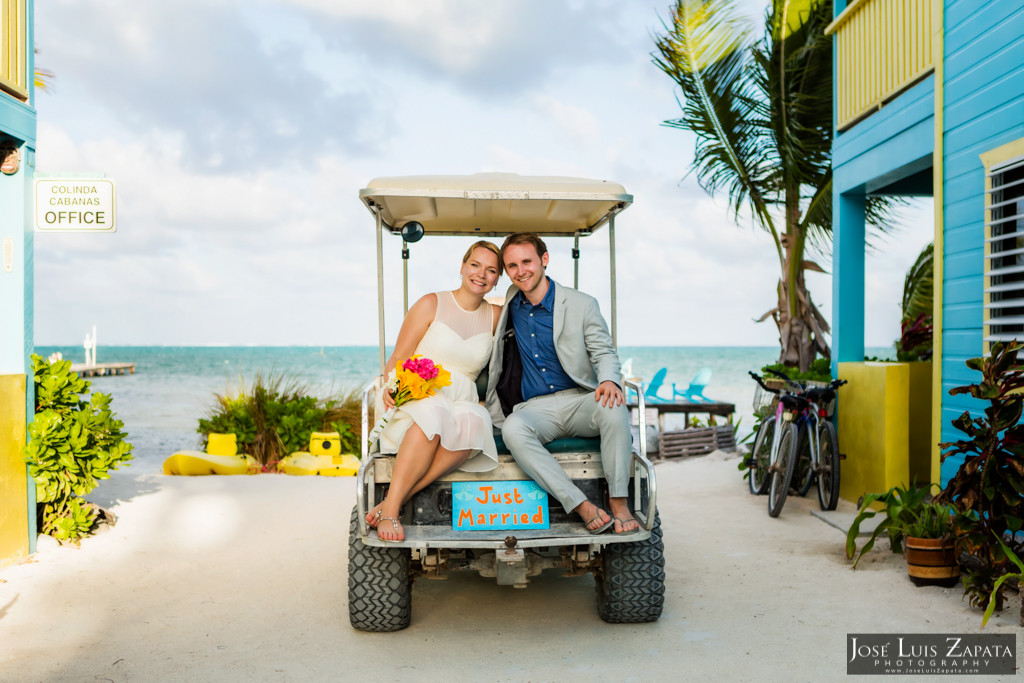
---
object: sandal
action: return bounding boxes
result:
[366,496,391,528]
[582,507,613,535]
[586,515,614,535]
[377,516,404,542]
[613,515,640,534]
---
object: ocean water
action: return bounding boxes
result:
[34,344,890,474]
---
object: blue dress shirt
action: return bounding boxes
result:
[510,278,578,401]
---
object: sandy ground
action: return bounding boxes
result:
[1,453,1020,683]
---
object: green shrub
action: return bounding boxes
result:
[760,358,831,384]
[198,371,361,469]
[23,355,133,543]
[937,340,1024,612]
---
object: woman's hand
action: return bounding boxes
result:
[382,389,396,410]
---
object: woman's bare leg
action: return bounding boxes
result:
[372,425,437,539]
[369,427,472,541]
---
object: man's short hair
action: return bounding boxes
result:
[499,233,548,270]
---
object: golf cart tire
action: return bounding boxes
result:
[347,506,412,632]
[596,513,665,623]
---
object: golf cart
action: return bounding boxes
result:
[350,173,664,631]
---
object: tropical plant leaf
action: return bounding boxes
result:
[902,242,934,322]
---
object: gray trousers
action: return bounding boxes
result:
[500,388,631,514]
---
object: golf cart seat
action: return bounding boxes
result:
[473,369,604,454]
[494,433,601,455]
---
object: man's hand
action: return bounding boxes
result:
[594,380,624,408]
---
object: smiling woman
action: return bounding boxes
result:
[367,239,504,542]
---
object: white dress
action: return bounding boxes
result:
[377,292,499,472]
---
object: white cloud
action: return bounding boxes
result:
[530,95,601,145]
[29,0,926,351]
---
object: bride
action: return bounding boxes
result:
[366,241,502,541]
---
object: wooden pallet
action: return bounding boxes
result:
[659,426,737,458]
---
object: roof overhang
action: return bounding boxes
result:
[359,172,632,237]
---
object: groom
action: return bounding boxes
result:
[486,233,639,534]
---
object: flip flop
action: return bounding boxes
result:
[613,515,640,534]
[585,509,614,535]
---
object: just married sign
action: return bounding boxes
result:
[452,481,549,530]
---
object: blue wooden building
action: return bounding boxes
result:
[0,0,36,565]
[830,0,1024,494]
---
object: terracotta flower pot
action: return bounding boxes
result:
[905,536,960,586]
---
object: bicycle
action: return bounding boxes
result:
[747,371,802,517]
[748,371,847,514]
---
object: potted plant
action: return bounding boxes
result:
[846,483,959,585]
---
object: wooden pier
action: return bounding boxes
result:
[69,362,136,377]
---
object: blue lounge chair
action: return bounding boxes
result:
[643,367,671,403]
[672,367,713,402]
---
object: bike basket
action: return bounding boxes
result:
[752,384,778,418]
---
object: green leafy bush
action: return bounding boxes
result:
[198,371,360,469]
[23,355,133,543]
[981,534,1024,627]
[937,340,1024,611]
[760,358,831,384]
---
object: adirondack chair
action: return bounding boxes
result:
[643,367,671,403]
[672,367,713,402]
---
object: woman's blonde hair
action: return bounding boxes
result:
[462,241,501,278]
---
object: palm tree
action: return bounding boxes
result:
[654,0,895,371]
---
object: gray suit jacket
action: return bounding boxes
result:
[485,279,622,427]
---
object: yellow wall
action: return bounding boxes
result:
[0,373,28,566]
[907,361,933,485]
[838,361,934,502]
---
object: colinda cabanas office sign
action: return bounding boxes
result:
[34,177,116,232]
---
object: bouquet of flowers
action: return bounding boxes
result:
[367,355,452,447]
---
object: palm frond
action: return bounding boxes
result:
[653,0,779,241]
[761,0,834,192]
[797,168,832,253]
[902,241,934,321]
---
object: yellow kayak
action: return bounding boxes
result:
[278,452,359,477]
[163,451,258,476]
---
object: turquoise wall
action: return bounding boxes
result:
[938,0,1024,485]
[832,77,936,374]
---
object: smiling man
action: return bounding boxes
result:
[486,233,639,535]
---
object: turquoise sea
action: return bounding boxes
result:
[35,345,890,474]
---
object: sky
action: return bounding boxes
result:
[31,0,933,349]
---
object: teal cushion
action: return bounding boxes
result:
[493,433,601,455]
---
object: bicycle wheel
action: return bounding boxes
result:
[767,421,798,517]
[793,421,813,497]
[748,417,774,495]
[816,419,841,511]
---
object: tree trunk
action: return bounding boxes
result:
[776,223,831,372]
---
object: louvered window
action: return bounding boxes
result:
[985,154,1024,351]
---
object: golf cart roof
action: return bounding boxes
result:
[359,172,632,237]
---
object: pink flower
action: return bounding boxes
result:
[403,356,439,380]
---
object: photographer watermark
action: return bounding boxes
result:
[848,634,1016,675]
